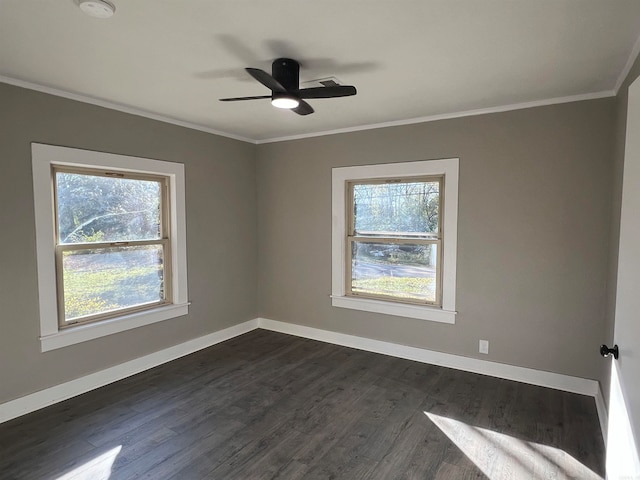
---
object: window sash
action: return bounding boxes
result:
[346,237,442,306]
[348,175,443,236]
[346,176,444,307]
[53,166,170,244]
[52,167,172,328]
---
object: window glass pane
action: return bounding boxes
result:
[353,181,439,237]
[62,245,165,322]
[351,241,437,303]
[56,172,162,244]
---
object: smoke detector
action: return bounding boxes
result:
[79,0,116,18]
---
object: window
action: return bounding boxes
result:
[348,177,442,305]
[54,168,171,326]
[32,144,188,351]
[332,159,458,323]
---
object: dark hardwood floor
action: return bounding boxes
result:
[0,330,605,479]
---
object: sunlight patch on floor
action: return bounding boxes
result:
[55,445,121,480]
[425,412,601,480]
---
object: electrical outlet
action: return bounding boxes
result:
[479,340,489,354]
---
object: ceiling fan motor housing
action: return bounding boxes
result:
[272,58,300,93]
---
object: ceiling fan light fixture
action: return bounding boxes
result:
[79,0,116,18]
[271,95,299,109]
[219,57,356,116]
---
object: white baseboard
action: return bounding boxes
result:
[595,384,609,447]
[1,315,608,442]
[258,318,610,444]
[257,318,600,397]
[0,319,259,424]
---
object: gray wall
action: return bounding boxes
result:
[0,78,621,407]
[0,83,258,404]
[257,99,615,380]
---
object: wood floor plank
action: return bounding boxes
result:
[368,410,453,480]
[0,330,605,480]
[116,416,246,479]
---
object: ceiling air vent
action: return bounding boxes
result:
[300,77,343,89]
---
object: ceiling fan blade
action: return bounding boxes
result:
[292,100,314,116]
[246,68,287,93]
[219,95,271,102]
[299,85,357,99]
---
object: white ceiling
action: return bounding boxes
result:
[2,1,640,143]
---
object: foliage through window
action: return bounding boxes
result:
[54,168,171,325]
[347,177,442,305]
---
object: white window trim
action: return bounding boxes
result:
[331,159,459,324]
[32,143,189,352]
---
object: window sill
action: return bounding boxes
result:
[40,303,189,352]
[331,295,456,324]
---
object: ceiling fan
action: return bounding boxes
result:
[219,58,357,116]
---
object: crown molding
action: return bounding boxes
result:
[255,91,615,144]
[615,32,640,94]
[1,74,615,145]
[0,74,255,144]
